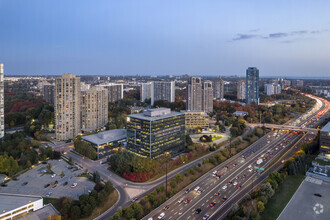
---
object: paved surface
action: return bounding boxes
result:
[278,177,330,220]
[143,131,302,220]
[0,160,94,199]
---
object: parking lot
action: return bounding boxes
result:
[0,159,95,200]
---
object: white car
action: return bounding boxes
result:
[248,165,252,169]
[222,185,227,190]
[178,198,184,203]
[248,168,253,172]
[158,212,165,219]
[51,174,56,178]
[71,183,77,188]
[233,181,238,186]
[194,186,200,191]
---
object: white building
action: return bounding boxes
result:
[151,81,175,105]
[0,193,43,220]
[264,83,282,96]
[96,83,124,103]
[140,82,152,102]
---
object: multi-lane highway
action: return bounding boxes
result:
[144,131,302,220]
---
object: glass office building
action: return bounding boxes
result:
[246,67,259,104]
[126,108,185,158]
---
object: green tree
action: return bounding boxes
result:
[257,201,265,213]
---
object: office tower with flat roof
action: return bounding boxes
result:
[126,108,185,158]
[140,82,152,103]
[237,78,246,100]
[213,77,224,100]
[81,86,108,133]
[186,77,203,111]
[292,79,304,87]
[0,64,4,138]
[97,83,123,103]
[151,81,175,105]
[55,74,81,140]
[246,67,259,104]
[43,84,55,104]
[203,80,213,113]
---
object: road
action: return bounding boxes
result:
[144,92,329,220]
[143,130,302,220]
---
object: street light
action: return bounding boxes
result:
[164,151,170,198]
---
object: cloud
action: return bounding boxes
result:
[268,33,288,38]
[291,30,308,35]
[232,34,259,41]
[249,28,260,32]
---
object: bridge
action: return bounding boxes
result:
[247,123,318,133]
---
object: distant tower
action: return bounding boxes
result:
[246,67,259,104]
[213,77,224,100]
[0,64,4,138]
[237,79,246,101]
[55,74,81,140]
[140,82,152,103]
[202,80,213,113]
[151,81,175,105]
[186,77,203,111]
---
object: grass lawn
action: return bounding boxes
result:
[43,197,60,210]
[212,136,222,141]
[261,174,305,220]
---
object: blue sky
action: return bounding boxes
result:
[0,0,330,77]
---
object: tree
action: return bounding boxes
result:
[258,183,275,199]
[93,171,101,183]
[257,201,265,213]
[60,171,65,178]
[70,205,81,219]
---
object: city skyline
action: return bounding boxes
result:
[1,1,330,77]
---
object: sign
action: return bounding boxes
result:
[254,166,259,169]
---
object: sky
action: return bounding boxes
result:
[0,0,330,77]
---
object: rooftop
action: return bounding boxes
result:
[82,129,127,145]
[278,176,330,220]
[128,108,184,121]
[321,122,330,133]
[0,193,42,213]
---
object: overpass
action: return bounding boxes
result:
[247,123,318,133]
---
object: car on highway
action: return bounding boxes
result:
[185,188,190,194]
[210,202,216,207]
[195,208,202,214]
[194,186,200,191]
[163,205,169,210]
[158,212,165,219]
[222,185,227,190]
[237,185,241,189]
[184,198,191,204]
[178,198,184,203]
[221,196,227,202]
[233,181,238,186]
[214,192,221,196]
[203,214,210,220]
[248,168,253,172]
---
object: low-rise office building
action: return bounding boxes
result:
[320,122,330,159]
[81,129,127,159]
[0,193,43,220]
[126,108,185,158]
[181,110,209,132]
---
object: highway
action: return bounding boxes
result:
[144,131,302,220]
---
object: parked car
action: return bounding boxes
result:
[71,183,77,188]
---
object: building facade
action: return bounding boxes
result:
[202,80,213,113]
[181,110,209,132]
[292,79,304,87]
[0,64,4,138]
[55,74,81,140]
[140,82,152,103]
[43,84,55,104]
[320,122,330,159]
[246,67,259,104]
[264,83,282,96]
[97,83,123,103]
[237,78,246,100]
[126,108,185,158]
[151,81,175,105]
[213,77,224,100]
[81,86,108,133]
[186,77,203,111]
